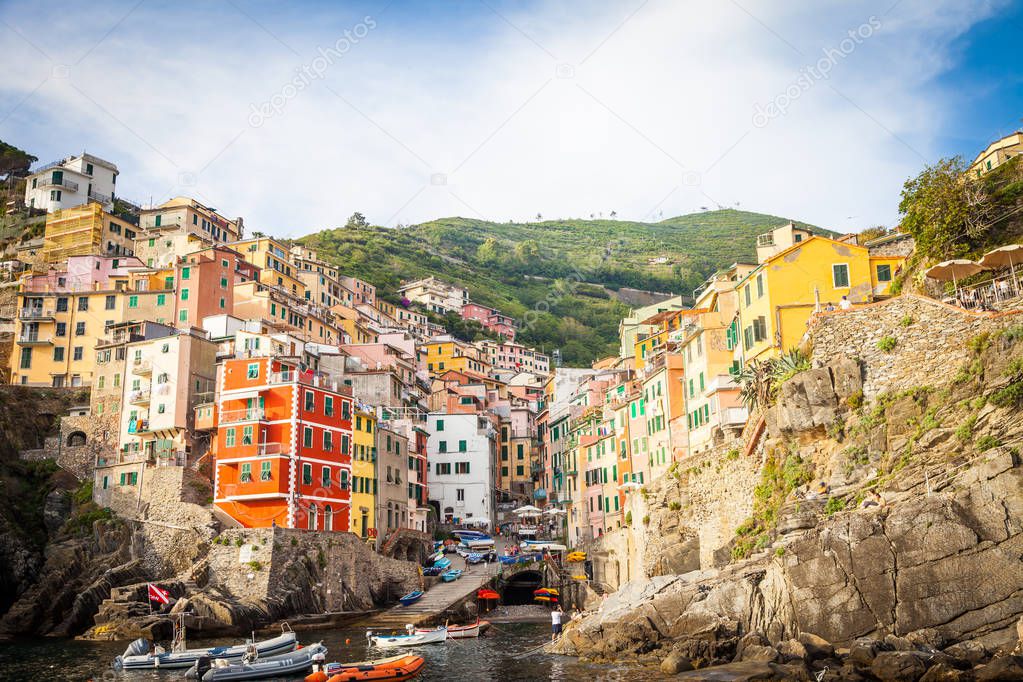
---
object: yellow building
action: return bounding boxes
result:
[10,256,173,387]
[139,196,243,243]
[970,131,1023,178]
[351,409,378,541]
[421,337,487,376]
[42,202,138,265]
[233,237,306,297]
[736,229,903,363]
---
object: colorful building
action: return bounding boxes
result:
[139,196,243,243]
[350,408,378,541]
[737,228,904,363]
[212,356,354,531]
[41,202,138,264]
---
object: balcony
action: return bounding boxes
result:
[132,358,152,374]
[19,308,55,321]
[128,417,153,434]
[220,407,266,424]
[36,175,79,192]
[128,388,151,405]
[17,333,52,345]
[88,189,111,204]
[255,442,284,457]
[722,406,749,427]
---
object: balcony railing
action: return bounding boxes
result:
[36,175,79,192]
[132,358,152,374]
[128,389,151,405]
[256,442,284,457]
[17,333,52,344]
[220,408,266,424]
[722,406,749,426]
[89,189,112,204]
[19,308,55,320]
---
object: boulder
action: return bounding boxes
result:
[660,651,694,675]
[740,645,780,663]
[944,640,990,666]
[797,632,834,660]
[870,651,927,682]
[906,628,945,651]
[734,631,769,661]
[846,638,882,668]
[975,655,1023,681]
[777,638,808,663]
[885,634,916,651]
[918,663,969,682]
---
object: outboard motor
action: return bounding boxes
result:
[113,637,150,669]
[185,655,213,680]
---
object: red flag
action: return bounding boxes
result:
[148,583,170,604]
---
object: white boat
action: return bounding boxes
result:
[114,629,297,670]
[368,625,448,648]
[185,643,327,681]
[520,541,567,552]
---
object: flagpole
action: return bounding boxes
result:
[148,583,153,615]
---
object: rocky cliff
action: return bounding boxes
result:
[555,296,1023,679]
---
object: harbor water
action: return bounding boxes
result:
[0,621,671,681]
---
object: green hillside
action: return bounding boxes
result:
[300,209,827,365]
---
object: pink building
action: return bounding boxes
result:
[477,340,550,375]
[24,255,145,292]
[461,303,516,341]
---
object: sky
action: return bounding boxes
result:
[1,0,1021,236]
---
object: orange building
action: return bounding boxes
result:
[212,356,354,531]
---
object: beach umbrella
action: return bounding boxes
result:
[543,507,567,515]
[979,244,1023,294]
[618,481,643,492]
[925,259,986,296]
[513,504,542,515]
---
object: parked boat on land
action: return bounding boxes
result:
[398,590,424,606]
[185,642,326,681]
[113,627,298,670]
[433,556,452,570]
[367,626,448,648]
[440,568,463,582]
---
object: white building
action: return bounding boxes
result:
[427,412,497,529]
[24,153,118,213]
[398,276,468,315]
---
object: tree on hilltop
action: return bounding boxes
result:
[345,212,369,229]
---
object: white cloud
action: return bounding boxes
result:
[0,0,1005,234]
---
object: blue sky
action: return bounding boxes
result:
[0,0,1019,235]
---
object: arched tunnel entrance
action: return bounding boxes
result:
[501,570,544,605]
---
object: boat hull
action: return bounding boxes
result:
[416,620,487,639]
[197,643,326,681]
[116,631,298,670]
[369,628,447,648]
[325,654,425,682]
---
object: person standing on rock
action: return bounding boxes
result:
[551,605,564,642]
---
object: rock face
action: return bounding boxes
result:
[556,297,1023,672]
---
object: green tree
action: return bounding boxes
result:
[345,212,369,229]
[0,140,37,179]
[476,237,500,265]
[898,157,992,258]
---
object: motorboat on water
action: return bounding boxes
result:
[367,625,448,648]
[185,642,326,681]
[416,619,488,639]
[113,623,298,670]
[318,654,426,682]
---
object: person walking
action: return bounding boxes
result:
[551,604,564,641]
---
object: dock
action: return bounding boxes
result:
[365,561,500,627]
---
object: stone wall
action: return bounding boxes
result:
[206,527,419,612]
[809,294,1022,399]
